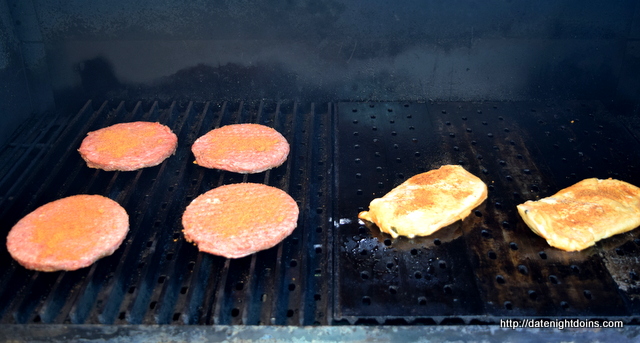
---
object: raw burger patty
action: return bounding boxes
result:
[182,183,299,259]
[78,121,178,171]
[191,124,289,173]
[6,194,129,272]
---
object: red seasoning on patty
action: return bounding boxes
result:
[78,121,178,171]
[191,124,289,173]
[182,183,299,259]
[6,195,129,272]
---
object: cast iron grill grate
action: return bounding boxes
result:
[1,100,640,328]
[0,100,333,325]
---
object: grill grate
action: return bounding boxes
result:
[334,101,640,324]
[2,100,640,328]
[0,100,333,326]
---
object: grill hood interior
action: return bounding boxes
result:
[2,0,640,143]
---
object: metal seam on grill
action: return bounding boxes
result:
[271,102,313,325]
[305,103,332,325]
[294,103,315,325]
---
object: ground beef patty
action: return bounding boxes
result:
[191,124,289,173]
[78,121,178,171]
[182,183,299,259]
[6,195,129,272]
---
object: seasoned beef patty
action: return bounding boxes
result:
[6,195,129,272]
[191,124,289,173]
[182,183,299,258]
[78,121,178,171]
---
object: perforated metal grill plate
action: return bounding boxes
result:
[334,101,640,324]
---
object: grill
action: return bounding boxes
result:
[3,1,640,340]
[1,99,640,340]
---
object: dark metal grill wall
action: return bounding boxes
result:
[2,0,640,148]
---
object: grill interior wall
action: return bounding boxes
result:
[4,0,640,121]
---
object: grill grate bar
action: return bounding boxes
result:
[89,102,192,325]
[0,113,53,180]
[210,258,233,325]
[0,100,318,326]
[207,102,251,326]
[0,100,96,218]
[168,101,226,325]
[276,102,312,325]
[239,253,260,324]
[266,102,298,325]
[100,102,186,325]
[239,101,268,325]
[0,101,115,324]
[180,101,229,325]
[65,101,170,325]
[299,103,333,325]
[249,103,284,325]
[0,112,63,203]
[37,100,160,322]
[154,101,215,325]
[294,103,315,325]
[135,102,199,325]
